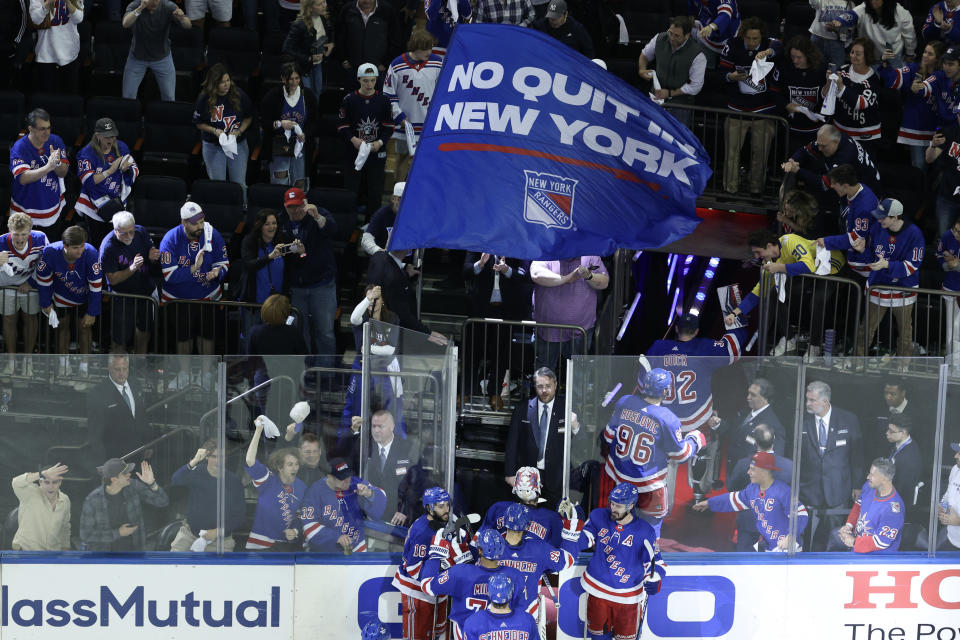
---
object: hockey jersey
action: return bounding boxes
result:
[9,133,68,227]
[462,608,539,640]
[847,481,905,553]
[706,479,809,551]
[863,219,924,307]
[822,183,880,275]
[301,477,387,552]
[689,0,741,53]
[644,327,747,431]
[421,560,527,632]
[937,227,960,292]
[244,460,308,550]
[773,62,826,134]
[75,141,139,221]
[425,0,472,48]
[602,396,706,491]
[337,91,394,148]
[920,68,960,126]
[499,533,573,611]
[35,242,102,315]
[393,514,451,601]
[561,508,665,605]
[790,133,880,194]
[383,52,444,139]
[99,225,157,296]
[482,501,564,548]
[192,90,254,144]
[0,230,47,287]
[738,234,846,315]
[879,63,939,145]
[719,37,782,112]
[922,1,960,46]
[158,224,228,303]
[832,65,884,141]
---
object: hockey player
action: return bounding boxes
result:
[420,529,527,640]
[498,503,573,634]
[393,487,459,640]
[693,452,809,551]
[0,212,47,375]
[599,368,706,536]
[690,0,741,57]
[829,457,905,553]
[302,458,386,553]
[159,201,229,389]
[36,225,102,370]
[462,575,539,640]
[243,418,307,550]
[482,467,564,546]
[9,108,70,234]
[818,163,880,278]
[559,483,665,640]
[382,29,443,190]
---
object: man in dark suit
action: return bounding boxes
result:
[799,380,864,551]
[87,353,153,467]
[503,367,581,506]
[462,252,532,409]
[366,248,447,343]
[885,414,923,517]
[720,378,787,481]
[727,423,795,551]
[361,409,420,527]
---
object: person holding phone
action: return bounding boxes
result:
[239,208,292,334]
[879,41,943,170]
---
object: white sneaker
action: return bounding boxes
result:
[772,336,797,356]
[804,345,821,363]
[168,370,190,391]
[78,360,89,377]
[59,356,72,376]
[1,359,14,376]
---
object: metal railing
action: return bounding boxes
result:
[665,104,791,212]
[756,272,864,358]
[459,318,587,415]
[862,284,960,364]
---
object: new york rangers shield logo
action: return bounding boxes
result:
[523,171,577,230]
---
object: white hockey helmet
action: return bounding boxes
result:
[512,467,542,502]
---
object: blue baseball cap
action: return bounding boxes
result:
[870,198,904,220]
[677,313,699,332]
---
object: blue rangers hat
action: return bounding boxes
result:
[361,621,390,640]
[870,198,904,221]
[476,528,506,560]
[639,368,672,397]
[609,482,639,507]
[503,503,531,532]
[422,486,451,509]
[487,574,514,606]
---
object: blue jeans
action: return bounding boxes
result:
[123,53,176,102]
[290,279,337,364]
[270,154,306,186]
[201,138,249,192]
[301,64,323,94]
[811,35,848,70]
[908,144,926,171]
[937,194,960,238]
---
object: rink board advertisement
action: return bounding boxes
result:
[0,554,956,639]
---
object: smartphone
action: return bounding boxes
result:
[828,62,837,73]
[588,264,600,271]
[280,243,298,255]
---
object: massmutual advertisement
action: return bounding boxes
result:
[388,24,712,260]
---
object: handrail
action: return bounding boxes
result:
[196,374,298,426]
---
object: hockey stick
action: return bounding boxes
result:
[442,512,480,539]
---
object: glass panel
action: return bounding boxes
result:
[932,372,960,555]
[0,354,218,553]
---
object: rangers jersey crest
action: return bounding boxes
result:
[523,171,576,230]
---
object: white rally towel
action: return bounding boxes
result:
[255,415,281,438]
[448,0,459,22]
[191,532,210,552]
[290,401,311,423]
[815,245,833,275]
[649,71,665,106]
[386,357,404,397]
[750,57,774,85]
[218,132,238,160]
[1,262,13,277]
[821,73,839,116]
[404,120,417,155]
[46,308,59,328]
[793,105,826,123]
[774,272,787,302]
[615,13,628,44]
[285,124,305,159]
[203,221,213,253]
[355,141,372,170]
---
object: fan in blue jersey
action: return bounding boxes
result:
[600,368,706,537]
[361,621,390,640]
[425,0,471,50]
[393,487,467,640]
[498,503,574,633]
[36,225,102,369]
[9,108,70,233]
[482,467,564,547]
[937,218,960,366]
[243,418,307,550]
[159,201,229,390]
[693,452,809,551]
[829,457,905,553]
[421,528,527,640]
[690,0,741,55]
[818,163,880,279]
[0,212,48,376]
[462,575,539,640]
[301,457,387,553]
[559,482,665,640]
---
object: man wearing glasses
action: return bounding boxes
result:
[9,108,70,241]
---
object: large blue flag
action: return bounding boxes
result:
[387,24,712,260]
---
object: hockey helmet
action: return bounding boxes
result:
[487,574,514,605]
[639,368,671,397]
[422,486,451,509]
[608,482,639,507]
[503,503,531,532]
[476,528,506,560]
[512,466,542,502]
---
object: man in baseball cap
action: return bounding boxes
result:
[533,0,594,57]
[80,458,168,551]
[339,59,393,216]
[301,457,386,552]
[361,181,404,255]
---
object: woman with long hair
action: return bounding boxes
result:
[283,0,334,93]
[259,62,318,188]
[854,0,917,69]
[879,40,944,169]
[192,63,254,196]
[75,118,139,248]
[777,35,827,152]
